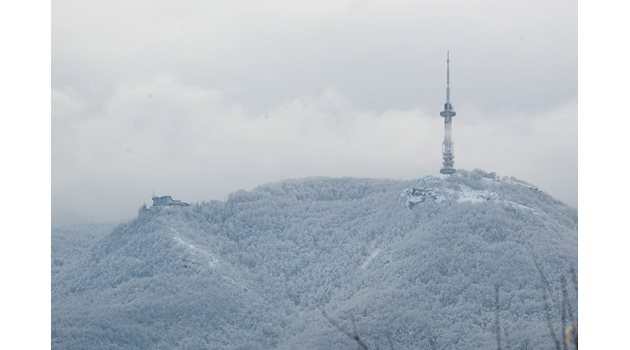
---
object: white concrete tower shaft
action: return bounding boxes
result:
[440,51,456,175]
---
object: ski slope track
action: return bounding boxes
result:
[52,169,577,350]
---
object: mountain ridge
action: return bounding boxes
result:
[52,169,577,349]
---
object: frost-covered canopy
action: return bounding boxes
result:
[52,170,577,350]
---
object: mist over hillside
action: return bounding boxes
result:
[52,169,577,349]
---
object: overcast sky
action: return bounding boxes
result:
[52,0,577,225]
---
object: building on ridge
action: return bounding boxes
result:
[152,195,190,207]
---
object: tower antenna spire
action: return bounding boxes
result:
[439,50,456,175]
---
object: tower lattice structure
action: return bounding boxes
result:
[440,51,456,175]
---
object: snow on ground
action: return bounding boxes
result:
[171,228,217,267]
[454,185,499,203]
[361,249,380,270]
[401,172,540,215]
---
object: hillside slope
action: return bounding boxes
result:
[52,170,577,349]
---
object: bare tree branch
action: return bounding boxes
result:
[568,266,578,349]
[429,336,437,350]
[569,267,578,295]
[495,284,502,350]
[528,247,562,350]
[386,331,394,350]
[322,310,369,350]
[503,324,511,350]
[561,277,568,350]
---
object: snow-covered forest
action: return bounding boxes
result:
[52,169,577,349]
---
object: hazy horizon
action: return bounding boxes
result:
[52,0,577,225]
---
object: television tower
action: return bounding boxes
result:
[440,51,456,175]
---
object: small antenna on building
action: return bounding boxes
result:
[446,50,450,104]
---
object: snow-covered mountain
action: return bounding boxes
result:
[52,169,577,349]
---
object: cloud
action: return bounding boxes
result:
[53,0,577,113]
[52,77,576,225]
[51,0,577,224]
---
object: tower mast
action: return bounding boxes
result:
[440,51,456,175]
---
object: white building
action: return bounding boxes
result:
[152,195,190,207]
